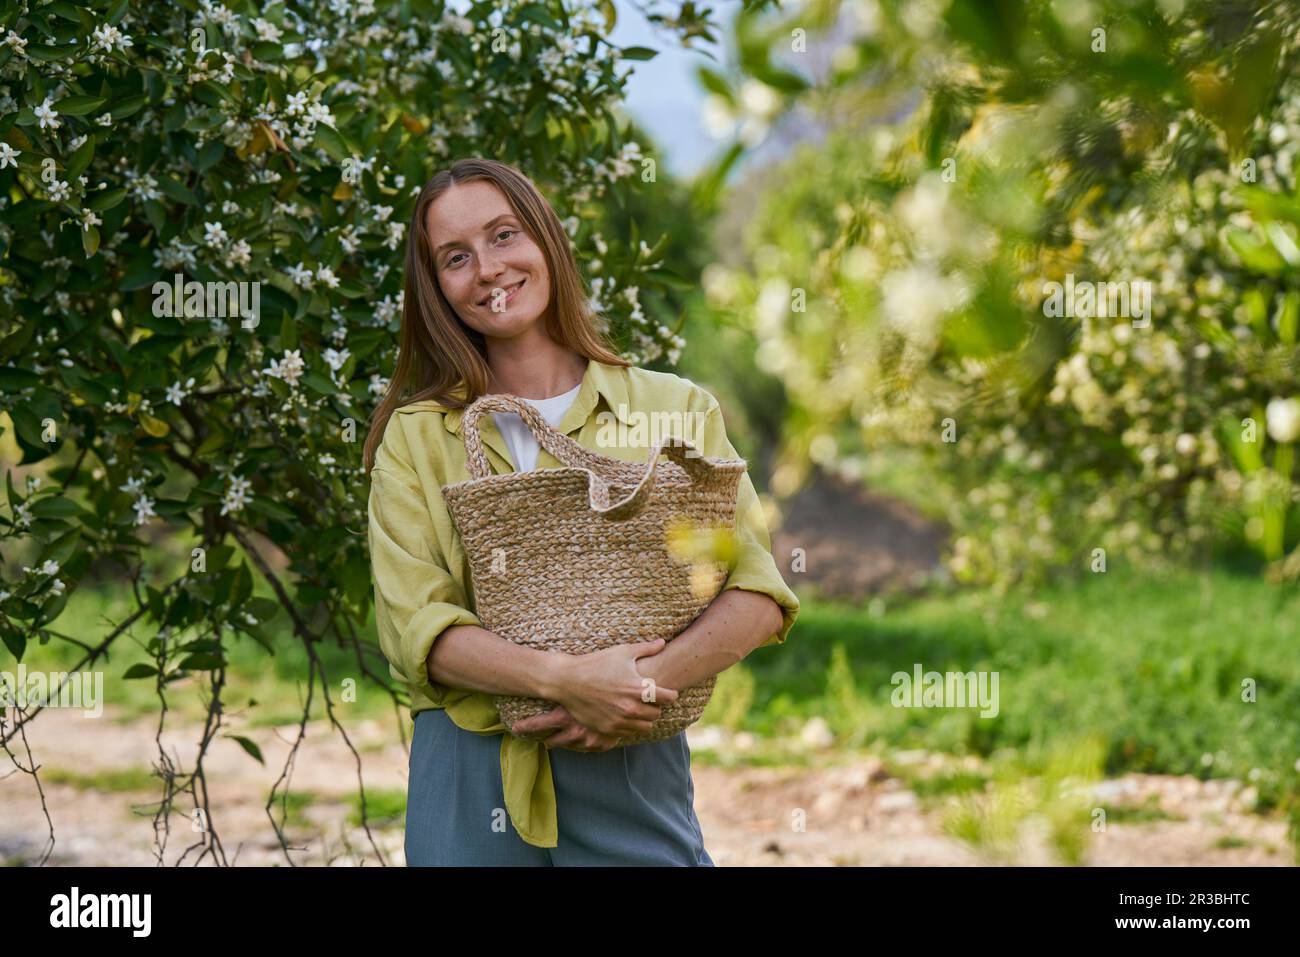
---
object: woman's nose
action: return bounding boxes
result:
[477,249,506,282]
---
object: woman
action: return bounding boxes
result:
[365,158,800,866]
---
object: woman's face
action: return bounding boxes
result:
[425,180,551,339]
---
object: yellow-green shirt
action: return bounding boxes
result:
[367,358,800,848]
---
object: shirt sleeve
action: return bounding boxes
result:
[695,392,801,647]
[368,418,482,707]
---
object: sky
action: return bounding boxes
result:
[607,0,740,179]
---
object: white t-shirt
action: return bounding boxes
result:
[491,382,582,473]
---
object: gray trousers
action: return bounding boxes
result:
[404,706,714,866]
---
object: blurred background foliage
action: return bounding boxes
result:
[3,0,1299,864]
[693,0,1300,588]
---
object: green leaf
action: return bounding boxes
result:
[46,1,82,21]
[66,137,95,181]
[279,312,299,350]
[143,199,166,233]
[524,99,548,136]
[2,627,26,661]
[643,267,695,291]
[178,653,225,671]
[0,367,41,391]
[82,224,100,258]
[620,46,658,61]
[301,371,336,395]
[31,497,87,519]
[226,734,264,765]
[25,46,66,63]
[40,527,81,565]
[156,174,199,206]
[335,278,368,299]
[696,66,735,104]
[249,497,296,522]
[1227,228,1284,275]
[1276,291,1299,346]
[110,93,148,120]
[240,597,281,623]
[195,137,224,172]
[122,664,159,680]
[312,124,349,162]
[85,187,127,211]
[57,95,108,116]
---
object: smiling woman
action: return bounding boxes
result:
[364,158,799,866]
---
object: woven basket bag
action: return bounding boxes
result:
[440,393,748,745]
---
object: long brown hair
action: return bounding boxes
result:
[363,158,630,473]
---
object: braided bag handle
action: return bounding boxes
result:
[460,394,595,479]
[458,393,719,521]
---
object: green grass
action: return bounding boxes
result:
[1103,794,1185,824]
[269,789,320,832]
[347,787,406,829]
[10,558,1300,815]
[12,585,402,726]
[41,766,160,793]
[1212,834,1252,849]
[732,559,1300,810]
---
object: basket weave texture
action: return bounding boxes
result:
[440,393,748,744]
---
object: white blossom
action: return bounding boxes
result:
[2,31,27,56]
[166,377,195,405]
[90,22,133,55]
[263,349,305,387]
[34,96,60,130]
[221,474,254,516]
[132,495,156,526]
[286,262,315,288]
[1266,397,1300,444]
[203,221,228,247]
[252,18,283,43]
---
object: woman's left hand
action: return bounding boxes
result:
[513,705,622,752]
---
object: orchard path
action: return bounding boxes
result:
[0,705,1289,867]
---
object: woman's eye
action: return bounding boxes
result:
[496,229,516,242]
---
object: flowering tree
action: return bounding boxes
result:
[0,0,755,864]
[707,0,1300,586]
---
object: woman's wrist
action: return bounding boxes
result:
[531,648,569,702]
[634,645,672,694]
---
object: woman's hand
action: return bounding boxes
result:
[511,705,622,752]
[542,638,680,739]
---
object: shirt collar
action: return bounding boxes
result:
[395,357,634,437]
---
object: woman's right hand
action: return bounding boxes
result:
[545,638,680,739]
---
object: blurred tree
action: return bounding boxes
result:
[712,0,1300,585]
[0,0,735,864]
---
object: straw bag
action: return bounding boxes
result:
[440,393,748,745]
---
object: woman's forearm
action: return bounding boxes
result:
[425,589,782,705]
[425,624,566,700]
[635,588,784,695]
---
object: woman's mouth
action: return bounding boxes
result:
[480,279,525,307]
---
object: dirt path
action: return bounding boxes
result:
[771,468,948,602]
[1,706,1289,866]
